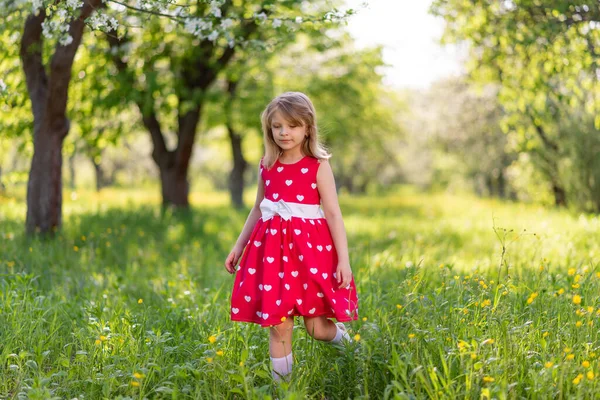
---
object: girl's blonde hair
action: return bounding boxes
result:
[260,91,331,169]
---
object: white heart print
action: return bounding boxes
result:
[303,283,308,290]
[309,307,316,314]
[307,242,312,248]
[322,273,328,279]
[245,296,251,302]
[291,271,299,277]
[301,168,309,174]
[278,272,284,278]
[256,311,262,317]
[248,268,256,275]
[273,193,279,199]
[264,285,272,291]
[262,313,269,320]
[326,245,332,251]
[254,241,261,247]
[299,255,304,261]
[276,300,282,306]
[277,167,284,172]
[317,245,323,252]
[317,292,324,298]
[294,229,301,235]
[266,180,270,186]
[266,257,275,263]
[289,243,293,249]
[283,256,288,262]
[310,268,318,274]
[286,180,293,186]
[297,195,304,201]
[258,284,263,290]
[311,183,317,189]
[296,299,303,305]
[270,229,277,235]
[285,284,290,290]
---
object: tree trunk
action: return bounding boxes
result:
[26,124,67,234]
[91,157,106,191]
[551,181,567,207]
[159,164,190,207]
[20,1,102,235]
[228,125,248,209]
[225,80,248,209]
[68,152,76,189]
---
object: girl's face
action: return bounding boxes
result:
[271,111,308,153]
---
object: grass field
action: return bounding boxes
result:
[1,186,599,399]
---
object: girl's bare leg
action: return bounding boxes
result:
[269,318,294,381]
[303,316,337,341]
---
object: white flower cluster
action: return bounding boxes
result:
[0,79,7,92]
[88,13,119,31]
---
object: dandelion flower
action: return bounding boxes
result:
[483,376,495,383]
[133,372,145,379]
[208,335,217,344]
[566,354,575,361]
[587,371,595,380]
[216,350,224,356]
[138,298,143,304]
[583,361,591,368]
[568,268,576,276]
[573,295,582,305]
[207,357,213,363]
[545,361,554,368]
[131,381,140,387]
[408,333,415,339]
[354,334,361,341]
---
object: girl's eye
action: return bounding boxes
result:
[289,125,296,128]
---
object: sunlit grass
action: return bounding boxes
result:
[1,186,599,398]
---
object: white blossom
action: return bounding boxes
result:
[254,12,267,23]
[66,0,83,9]
[208,30,219,41]
[211,5,222,18]
[0,79,7,92]
[59,34,74,46]
[295,16,303,24]
[108,17,119,31]
[220,18,233,29]
[272,18,282,28]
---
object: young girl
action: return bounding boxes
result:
[224,91,359,382]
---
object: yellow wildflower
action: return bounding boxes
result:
[545,361,553,368]
[208,335,217,344]
[573,295,582,305]
[354,334,361,341]
[582,361,591,368]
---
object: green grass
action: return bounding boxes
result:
[1,186,599,399]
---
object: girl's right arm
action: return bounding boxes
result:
[224,162,265,274]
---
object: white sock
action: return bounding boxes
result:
[270,352,293,382]
[328,324,351,345]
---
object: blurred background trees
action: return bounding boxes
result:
[2,0,600,236]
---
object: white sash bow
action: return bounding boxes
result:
[260,198,324,221]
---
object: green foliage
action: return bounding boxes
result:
[431,0,600,211]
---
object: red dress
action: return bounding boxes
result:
[230,155,359,327]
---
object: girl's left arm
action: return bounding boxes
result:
[316,159,353,289]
